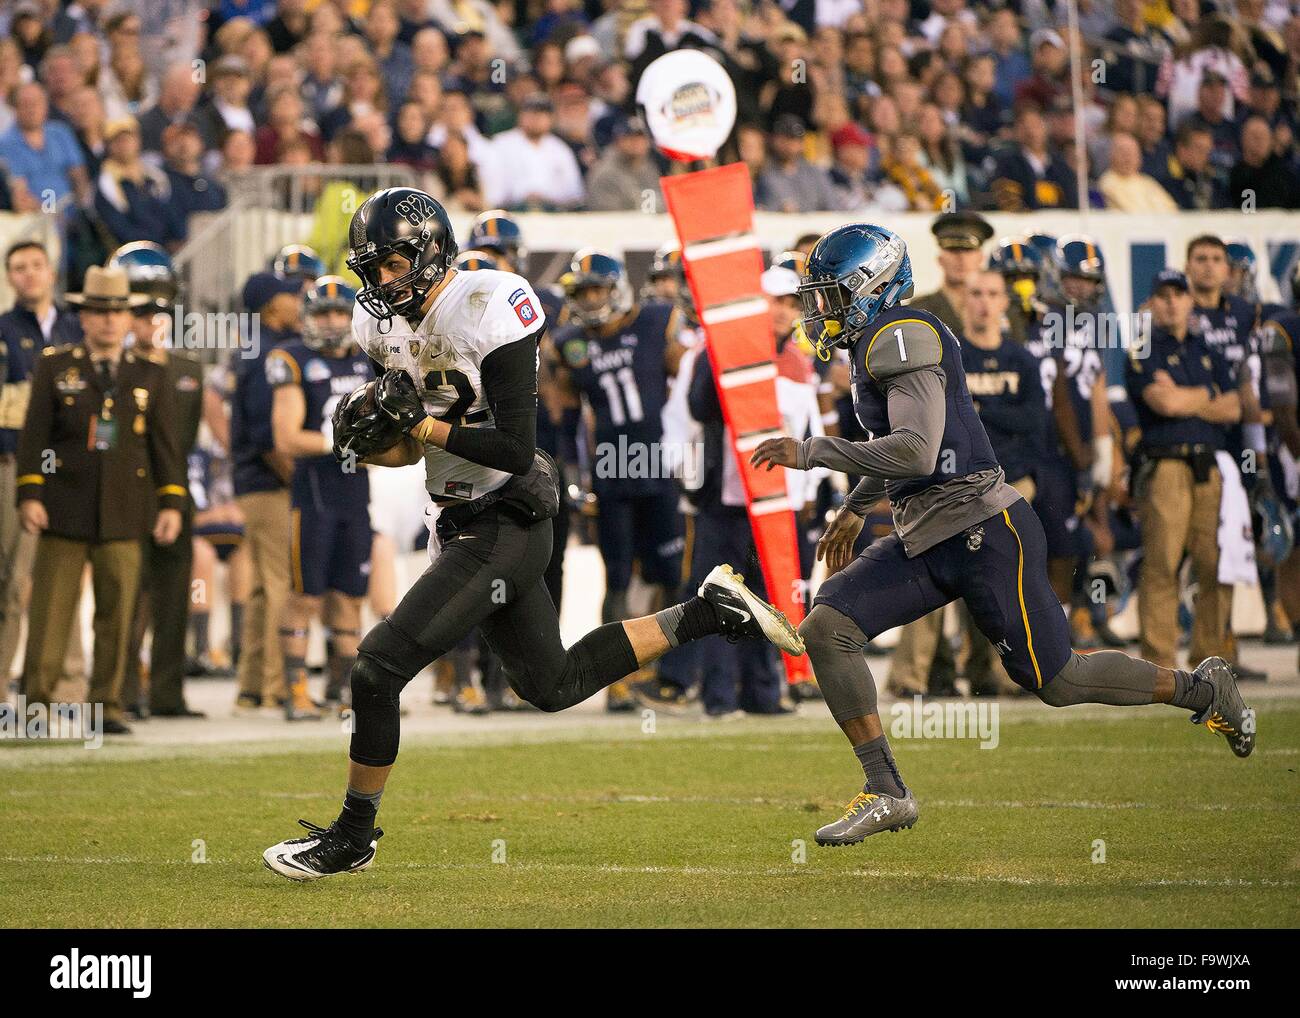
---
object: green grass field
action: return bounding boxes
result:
[2,701,1297,928]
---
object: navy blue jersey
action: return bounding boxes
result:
[557,300,678,478]
[1125,328,1236,451]
[960,334,1047,485]
[266,341,373,511]
[1046,305,1107,444]
[1192,293,1258,368]
[848,306,1000,503]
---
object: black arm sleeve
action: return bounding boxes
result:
[442,331,540,476]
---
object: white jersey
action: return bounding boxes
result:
[353,268,545,502]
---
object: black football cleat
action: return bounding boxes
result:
[263,820,383,881]
[698,564,804,655]
[1190,657,1255,758]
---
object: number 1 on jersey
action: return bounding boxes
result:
[895,327,907,362]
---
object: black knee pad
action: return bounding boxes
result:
[348,653,406,768]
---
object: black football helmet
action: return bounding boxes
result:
[346,187,458,326]
[109,241,179,312]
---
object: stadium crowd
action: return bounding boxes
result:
[0,0,1295,268]
[0,0,1298,733]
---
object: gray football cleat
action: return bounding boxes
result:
[815,789,919,846]
[1189,657,1256,758]
[698,563,805,655]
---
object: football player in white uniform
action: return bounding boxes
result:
[263,188,805,880]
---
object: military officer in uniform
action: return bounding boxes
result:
[114,243,207,719]
[887,211,993,698]
[16,266,186,735]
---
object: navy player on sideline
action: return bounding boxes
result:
[263,188,802,880]
[266,277,376,720]
[549,249,688,712]
[750,224,1256,848]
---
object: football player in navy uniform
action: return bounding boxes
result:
[1261,262,1300,657]
[549,249,688,711]
[262,188,802,880]
[271,244,326,292]
[750,224,1255,848]
[1186,234,1270,680]
[987,236,1050,347]
[266,276,375,720]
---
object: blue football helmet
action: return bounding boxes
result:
[467,210,526,271]
[272,244,326,286]
[798,224,913,359]
[1254,491,1295,569]
[109,241,178,311]
[1225,240,1259,303]
[302,274,357,351]
[562,248,633,329]
[988,236,1042,278]
[1055,234,1107,308]
[454,249,501,272]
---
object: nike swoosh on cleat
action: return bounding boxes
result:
[719,603,751,624]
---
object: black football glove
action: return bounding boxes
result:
[332,380,403,462]
[376,369,430,434]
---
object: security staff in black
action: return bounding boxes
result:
[16,266,187,735]
[113,243,207,718]
[262,188,803,882]
[1126,269,1240,670]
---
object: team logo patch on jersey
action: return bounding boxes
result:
[562,338,589,368]
[966,525,984,552]
[514,298,537,325]
[409,340,422,358]
[305,358,331,383]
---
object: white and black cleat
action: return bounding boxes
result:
[1190,657,1256,758]
[262,819,383,881]
[814,790,919,846]
[698,564,805,655]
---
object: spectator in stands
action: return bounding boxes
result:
[989,103,1075,211]
[39,46,83,125]
[0,82,90,207]
[586,117,661,212]
[94,117,184,250]
[430,88,492,174]
[254,85,324,165]
[1099,131,1179,212]
[433,128,484,212]
[1188,71,1245,177]
[388,102,439,173]
[625,0,714,86]
[1135,93,1171,175]
[410,26,451,81]
[318,60,387,143]
[532,0,589,46]
[67,86,107,178]
[364,1,414,110]
[766,24,815,132]
[1103,0,1172,95]
[427,0,520,63]
[53,0,109,44]
[1014,28,1069,111]
[10,4,51,73]
[266,0,310,53]
[1227,115,1300,209]
[219,128,256,175]
[192,55,255,152]
[396,0,438,45]
[756,115,840,213]
[406,70,444,130]
[66,31,100,88]
[1157,121,1226,210]
[307,129,376,278]
[553,81,598,178]
[138,64,202,156]
[99,13,157,120]
[1158,13,1251,129]
[987,6,1031,108]
[483,93,584,211]
[917,102,968,205]
[299,31,343,124]
[162,122,228,226]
